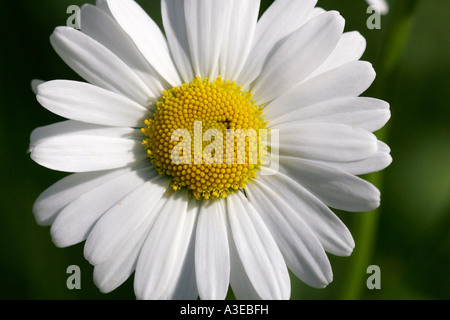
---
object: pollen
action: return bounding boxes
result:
[141,76,268,200]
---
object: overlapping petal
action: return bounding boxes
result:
[102,0,182,87]
[50,26,154,105]
[84,175,170,265]
[195,199,230,300]
[135,192,199,300]
[251,11,345,104]
[227,192,290,300]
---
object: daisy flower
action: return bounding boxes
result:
[366,0,389,15]
[29,0,392,300]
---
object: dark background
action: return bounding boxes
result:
[0,0,448,299]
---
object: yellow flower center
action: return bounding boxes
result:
[141,76,267,200]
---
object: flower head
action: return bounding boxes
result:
[30,0,391,300]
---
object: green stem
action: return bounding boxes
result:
[340,0,420,300]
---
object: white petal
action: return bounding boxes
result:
[245,180,333,287]
[237,0,317,89]
[227,192,290,300]
[93,219,149,294]
[104,0,181,87]
[50,27,153,106]
[228,227,261,300]
[251,11,345,105]
[36,80,150,127]
[94,192,170,294]
[255,171,355,257]
[33,163,146,226]
[164,197,200,300]
[29,121,146,173]
[304,31,367,81]
[95,0,110,13]
[306,7,326,22]
[80,4,164,96]
[31,79,45,95]
[135,192,190,300]
[376,140,391,154]
[184,0,232,79]
[269,97,391,133]
[315,141,392,175]
[195,199,230,300]
[278,157,381,212]
[84,175,170,265]
[219,0,260,81]
[263,61,376,119]
[367,0,389,15]
[50,167,157,248]
[161,0,194,83]
[278,122,378,163]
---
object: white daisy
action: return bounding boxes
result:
[366,0,389,15]
[29,0,392,300]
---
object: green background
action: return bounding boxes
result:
[0,0,448,299]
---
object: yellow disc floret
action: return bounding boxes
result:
[141,76,267,200]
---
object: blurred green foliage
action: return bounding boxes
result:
[0,0,448,299]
